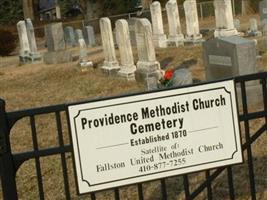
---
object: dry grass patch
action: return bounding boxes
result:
[0,27,266,199]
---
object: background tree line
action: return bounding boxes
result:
[0,0,263,24]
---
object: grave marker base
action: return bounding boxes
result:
[43,50,72,64]
[214,28,239,38]
[153,34,167,48]
[167,35,184,47]
[117,67,136,81]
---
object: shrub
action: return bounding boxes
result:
[0,29,16,56]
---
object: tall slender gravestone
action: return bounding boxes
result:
[17,20,42,64]
[183,0,203,42]
[44,23,72,64]
[116,19,136,80]
[78,38,93,70]
[17,21,31,62]
[166,0,184,46]
[83,26,96,47]
[135,18,162,82]
[64,26,76,47]
[25,19,42,62]
[100,17,120,74]
[150,1,167,48]
[214,0,239,38]
[25,19,37,53]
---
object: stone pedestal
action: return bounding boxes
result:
[153,34,167,48]
[118,68,136,81]
[135,61,162,82]
[101,61,121,75]
[19,52,42,64]
[214,29,239,38]
[168,35,184,46]
[184,34,204,45]
[43,50,72,64]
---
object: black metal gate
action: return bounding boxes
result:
[0,72,266,200]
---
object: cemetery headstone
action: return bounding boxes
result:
[127,18,138,46]
[247,18,262,37]
[183,0,203,43]
[100,17,120,74]
[203,36,256,81]
[64,26,77,47]
[115,19,136,81]
[204,36,262,106]
[166,0,184,47]
[214,0,239,38]
[25,19,42,62]
[78,38,93,70]
[25,19,38,53]
[43,22,72,64]
[83,26,96,47]
[17,21,31,62]
[262,20,267,35]
[233,19,240,30]
[259,0,267,21]
[150,1,167,48]
[17,20,42,64]
[135,18,162,82]
[75,29,84,42]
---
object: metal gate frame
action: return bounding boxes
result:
[0,72,267,200]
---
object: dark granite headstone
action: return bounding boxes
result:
[83,26,96,47]
[203,36,257,81]
[127,18,139,46]
[45,22,65,51]
[64,26,76,47]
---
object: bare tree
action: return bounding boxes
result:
[141,0,153,9]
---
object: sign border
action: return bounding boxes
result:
[67,79,243,195]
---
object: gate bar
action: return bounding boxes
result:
[0,99,18,200]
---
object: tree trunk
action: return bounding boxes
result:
[141,0,152,9]
[242,0,249,15]
[23,0,34,20]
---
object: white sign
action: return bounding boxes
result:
[68,80,243,194]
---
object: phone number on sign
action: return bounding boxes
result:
[138,158,186,173]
